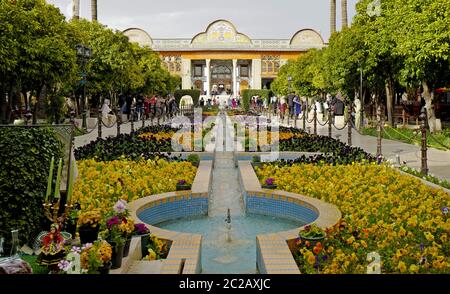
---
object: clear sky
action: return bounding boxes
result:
[47,0,358,41]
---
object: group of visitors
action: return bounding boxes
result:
[199,96,240,109]
[251,92,305,121]
[118,94,178,121]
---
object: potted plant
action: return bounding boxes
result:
[132,223,151,258]
[120,216,135,258]
[262,178,277,189]
[251,155,262,169]
[59,240,112,274]
[187,154,200,167]
[299,224,326,247]
[99,199,131,268]
[101,215,126,269]
[77,210,102,245]
[176,180,191,191]
[142,234,170,261]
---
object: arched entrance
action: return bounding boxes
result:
[211,61,232,95]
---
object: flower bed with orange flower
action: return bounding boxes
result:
[256,162,449,273]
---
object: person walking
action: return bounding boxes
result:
[280,96,287,121]
[294,95,302,118]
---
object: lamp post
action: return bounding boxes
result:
[287,76,292,125]
[76,44,92,131]
[358,64,364,128]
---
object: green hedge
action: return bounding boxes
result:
[0,127,63,251]
[241,89,270,111]
[174,89,201,106]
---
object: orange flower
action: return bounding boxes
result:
[313,246,322,255]
[305,241,311,248]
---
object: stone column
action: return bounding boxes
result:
[342,0,348,29]
[181,58,192,89]
[232,59,237,95]
[72,0,80,20]
[205,59,211,97]
[330,0,336,34]
[251,59,262,89]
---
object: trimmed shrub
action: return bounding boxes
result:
[241,89,270,111]
[174,89,201,106]
[0,127,64,251]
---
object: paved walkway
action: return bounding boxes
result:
[74,118,168,148]
[209,113,244,217]
[270,114,450,182]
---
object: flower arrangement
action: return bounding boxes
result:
[142,234,169,261]
[299,224,326,240]
[133,223,150,236]
[100,200,132,247]
[176,179,192,191]
[77,210,102,229]
[265,178,275,186]
[59,240,112,274]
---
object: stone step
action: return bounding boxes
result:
[126,260,164,274]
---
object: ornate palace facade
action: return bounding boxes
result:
[124,20,325,97]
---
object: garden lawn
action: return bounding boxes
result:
[73,158,197,215]
[256,163,450,274]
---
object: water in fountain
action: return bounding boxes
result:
[155,113,305,274]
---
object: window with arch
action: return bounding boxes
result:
[261,55,280,76]
[211,65,232,80]
[161,55,182,74]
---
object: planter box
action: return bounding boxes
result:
[251,162,263,170]
[176,184,192,191]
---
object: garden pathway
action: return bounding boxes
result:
[208,112,244,217]
[270,114,450,182]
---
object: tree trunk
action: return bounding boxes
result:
[385,80,394,126]
[422,81,436,133]
[0,86,5,123]
[91,0,97,22]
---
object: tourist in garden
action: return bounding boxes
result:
[287,92,295,119]
[294,95,302,118]
[280,96,287,121]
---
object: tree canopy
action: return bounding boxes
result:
[0,0,179,123]
[272,0,450,129]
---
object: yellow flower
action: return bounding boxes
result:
[424,232,434,242]
[398,261,407,273]
[346,236,355,245]
[144,248,157,261]
[409,264,419,274]
[306,253,316,265]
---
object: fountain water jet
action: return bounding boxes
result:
[225,208,232,242]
